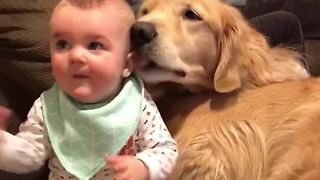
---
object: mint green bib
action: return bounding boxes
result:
[42,76,143,180]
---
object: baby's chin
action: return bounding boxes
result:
[69,87,99,104]
[69,87,117,104]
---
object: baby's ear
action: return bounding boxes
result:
[122,52,133,78]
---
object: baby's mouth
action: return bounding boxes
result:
[73,74,89,79]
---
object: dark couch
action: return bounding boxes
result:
[0,0,319,179]
[0,1,56,179]
[237,0,320,76]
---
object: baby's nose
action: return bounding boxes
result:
[69,47,86,64]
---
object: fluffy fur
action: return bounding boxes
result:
[131,0,320,179]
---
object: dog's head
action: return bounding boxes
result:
[131,0,308,93]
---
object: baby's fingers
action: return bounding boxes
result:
[113,161,128,173]
[114,171,134,180]
[0,106,11,130]
[106,156,128,173]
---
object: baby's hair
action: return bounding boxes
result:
[56,0,135,25]
[60,0,131,9]
[63,0,106,8]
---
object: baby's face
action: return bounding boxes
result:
[50,2,132,103]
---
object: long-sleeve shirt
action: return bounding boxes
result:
[0,92,177,180]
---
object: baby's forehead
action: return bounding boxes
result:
[51,0,135,38]
[54,0,134,20]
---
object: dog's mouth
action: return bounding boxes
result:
[143,60,158,70]
[141,59,186,77]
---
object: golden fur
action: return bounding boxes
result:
[131,0,320,179]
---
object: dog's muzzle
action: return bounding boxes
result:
[130,22,158,48]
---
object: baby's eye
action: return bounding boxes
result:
[88,42,104,50]
[56,40,70,50]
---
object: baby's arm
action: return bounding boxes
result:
[135,91,178,180]
[0,98,52,174]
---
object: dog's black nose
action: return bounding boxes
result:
[131,22,157,48]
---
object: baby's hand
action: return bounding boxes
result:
[0,106,10,129]
[0,106,11,143]
[106,155,149,180]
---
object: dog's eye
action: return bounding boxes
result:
[140,8,148,16]
[183,9,202,21]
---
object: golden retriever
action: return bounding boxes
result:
[130,0,320,179]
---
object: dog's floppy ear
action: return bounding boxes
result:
[213,24,242,93]
[213,6,247,93]
[212,4,308,93]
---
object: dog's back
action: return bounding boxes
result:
[163,78,320,179]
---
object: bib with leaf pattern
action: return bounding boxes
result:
[41,76,143,180]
